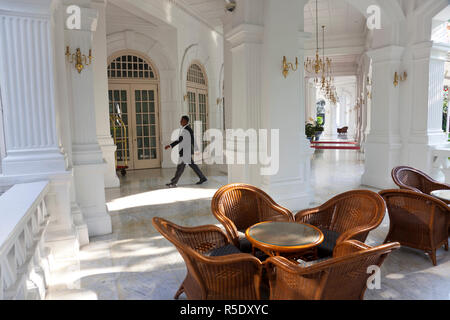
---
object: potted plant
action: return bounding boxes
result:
[305,122,316,142]
[314,117,325,141]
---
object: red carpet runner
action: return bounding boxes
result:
[310,141,361,150]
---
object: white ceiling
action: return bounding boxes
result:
[304,0,366,37]
[176,0,366,36]
[177,0,226,30]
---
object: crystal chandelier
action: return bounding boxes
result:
[304,0,323,76]
[318,25,338,104]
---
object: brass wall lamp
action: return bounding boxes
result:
[282,56,299,78]
[66,46,93,74]
[394,71,407,87]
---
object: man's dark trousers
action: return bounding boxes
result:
[170,158,206,185]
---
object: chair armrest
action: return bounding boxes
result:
[333,240,371,258]
[264,257,323,300]
[295,207,322,223]
[267,203,294,221]
[211,210,241,246]
[336,225,376,245]
[429,182,450,192]
[178,224,232,253]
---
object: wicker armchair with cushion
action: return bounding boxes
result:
[295,190,386,258]
[379,190,449,266]
[391,166,450,195]
[265,240,400,300]
[152,217,263,300]
[211,184,294,253]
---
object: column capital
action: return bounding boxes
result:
[412,41,450,61]
[366,45,405,63]
[225,23,264,48]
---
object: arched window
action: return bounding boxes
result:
[186,63,209,151]
[107,52,161,171]
[108,54,157,80]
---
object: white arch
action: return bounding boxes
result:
[180,43,216,111]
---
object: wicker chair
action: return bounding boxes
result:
[295,190,386,258]
[379,190,449,266]
[265,240,400,300]
[392,166,450,194]
[211,184,294,252]
[152,217,263,300]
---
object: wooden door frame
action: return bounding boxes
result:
[129,83,161,169]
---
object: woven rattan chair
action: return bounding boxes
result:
[152,217,263,300]
[392,166,450,195]
[265,240,400,300]
[295,190,386,258]
[379,190,449,266]
[211,184,294,252]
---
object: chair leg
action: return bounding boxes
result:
[444,241,449,252]
[429,250,437,266]
[174,285,185,300]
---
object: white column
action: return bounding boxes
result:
[225,0,313,210]
[260,0,313,210]
[406,41,449,172]
[362,46,404,188]
[64,1,112,237]
[0,0,81,258]
[92,0,120,188]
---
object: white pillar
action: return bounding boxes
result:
[0,0,81,258]
[92,0,120,188]
[64,1,112,237]
[406,41,449,172]
[362,46,404,188]
[225,0,313,210]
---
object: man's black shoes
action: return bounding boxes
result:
[196,178,208,185]
[166,183,177,188]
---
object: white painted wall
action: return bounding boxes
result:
[104,0,224,169]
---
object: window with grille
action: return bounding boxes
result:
[187,64,206,85]
[108,54,157,80]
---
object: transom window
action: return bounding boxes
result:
[108,54,157,80]
[187,64,206,85]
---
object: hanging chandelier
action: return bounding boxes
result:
[304,0,324,76]
[318,25,338,104]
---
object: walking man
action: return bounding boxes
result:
[165,116,207,188]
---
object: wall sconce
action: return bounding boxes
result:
[394,71,407,87]
[282,56,298,78]
[217,98,223,106]
[183,94,188,101]
[66,46,93,74]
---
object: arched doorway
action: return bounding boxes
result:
[107,50,161,170]
[186,62,209,151]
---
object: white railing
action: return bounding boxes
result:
[432,145,450,183]
[0,181,52,300]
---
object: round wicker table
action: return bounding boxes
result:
[245,221,324,258]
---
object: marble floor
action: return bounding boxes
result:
[46,150,450,300]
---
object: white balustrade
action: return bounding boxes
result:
[432,145,450,183]
[0,181,52,300]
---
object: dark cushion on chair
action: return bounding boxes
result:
[317,229,340,258]
[237,231,253,253]
[204,244,242,257]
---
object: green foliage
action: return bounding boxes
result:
[305,123,315,138]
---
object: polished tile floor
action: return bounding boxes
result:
[46,150,450,300]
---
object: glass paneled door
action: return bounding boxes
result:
[109,84,160,170]
[187,88,209,152]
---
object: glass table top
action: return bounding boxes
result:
[246,222,323,248]
[431,190,450,201]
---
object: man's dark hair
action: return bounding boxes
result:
[182,115,190,123]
